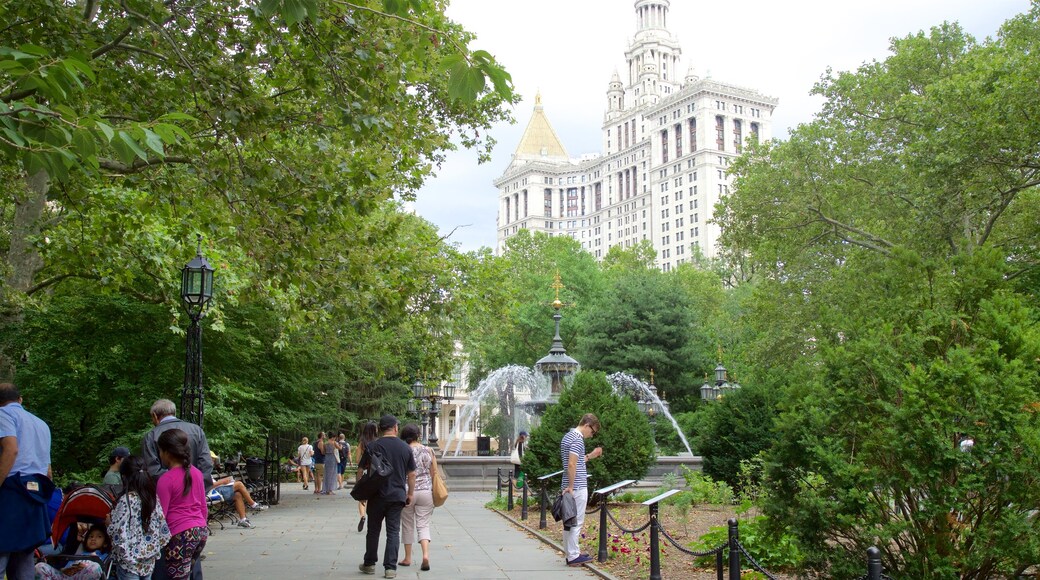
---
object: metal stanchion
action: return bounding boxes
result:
[521,476,528,520]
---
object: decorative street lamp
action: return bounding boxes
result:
[637,370,665,448]
[180,235,215,427]
[411,378,456,448]
[700,362,740,402]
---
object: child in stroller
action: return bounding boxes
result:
[36,485,116,579]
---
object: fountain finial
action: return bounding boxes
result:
[550,270,565,310]
[649,368,655,385]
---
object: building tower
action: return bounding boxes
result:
[494,3,778,270]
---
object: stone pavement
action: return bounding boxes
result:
[199,485,601,579]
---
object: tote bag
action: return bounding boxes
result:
[430,449,448,507]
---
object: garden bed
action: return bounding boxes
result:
[495,497,798,580]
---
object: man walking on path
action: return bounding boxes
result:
[358,415,416,579]
[560,413,602,567]
[141,398,214,489]
[0,383,53,580]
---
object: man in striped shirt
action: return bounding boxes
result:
[560,413,603,567]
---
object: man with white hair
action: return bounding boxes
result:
[141,398,213,488]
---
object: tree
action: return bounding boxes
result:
[693,384,778,490]
[461,230,603,387]
[0,0,516,375]
[576,268,700,412]
[715,9,1040,577]
[521,371,655,488]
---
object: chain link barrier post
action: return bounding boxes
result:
[521,477,529,520]
[649,502,662,580]
[867,546,882,580]
[728,518,740,580]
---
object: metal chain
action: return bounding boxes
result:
[654,520,727,557]
[734,540,779,580]
[603,506,651,534]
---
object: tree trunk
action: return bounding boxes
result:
[0,170,49,379]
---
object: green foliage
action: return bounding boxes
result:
[576,269,699,412]
[714,7,1040,576]
[680,467,734,506]
[693,383,778,490]
[691,516,805,571]
[522,371,655,488]
[615,490,655,504]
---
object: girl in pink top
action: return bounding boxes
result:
[156,428,208,580]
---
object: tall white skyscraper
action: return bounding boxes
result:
[495,0,778,270]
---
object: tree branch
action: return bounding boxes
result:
[806,205,894,256]
[98,155,193,174]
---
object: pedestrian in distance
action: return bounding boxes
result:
[398,423,437,571]
[560,413,602,567]
[104,446,131,486]
[355,421,377,532]
[297,436,313,490]
[321,432,338,495]
[0,382,54,580]
[312,431,326,494]
[357,415,415,579]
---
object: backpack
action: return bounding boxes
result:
[350,446,393,501]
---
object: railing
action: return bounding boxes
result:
[536,470,564,529]
[593,480,638,563]
[569,480,893,579]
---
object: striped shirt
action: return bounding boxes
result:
[560,428,587,490]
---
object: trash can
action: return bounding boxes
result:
[477,436,491,457]
[245,457,265,481]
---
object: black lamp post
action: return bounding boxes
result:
[180,235,215,427]
[411,379,456,448]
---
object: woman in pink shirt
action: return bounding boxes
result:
[156,429,208,580]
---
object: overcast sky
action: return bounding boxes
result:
[413,0,1029,252]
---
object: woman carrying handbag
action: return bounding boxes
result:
[399,424,437,571]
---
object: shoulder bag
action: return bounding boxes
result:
[429,448,448,507]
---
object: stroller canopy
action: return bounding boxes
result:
[51,485,116,547]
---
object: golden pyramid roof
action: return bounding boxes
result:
[513,92,569,160]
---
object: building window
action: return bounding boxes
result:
[688,118,697,152]
[544,189,552,217]
[674,123,682,158]
[661,130,669,163]
[750,122,760,143]
[733,119,742,153]
[716,116,725,151]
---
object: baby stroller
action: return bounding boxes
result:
[40,484,117,579]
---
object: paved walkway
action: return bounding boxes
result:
[200,485,599,579]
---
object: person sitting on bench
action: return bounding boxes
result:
[208,476,267,529]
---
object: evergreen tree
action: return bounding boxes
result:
[522,371,655,490]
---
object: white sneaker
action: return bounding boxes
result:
[250,502,268,510]
[237,518,255,528]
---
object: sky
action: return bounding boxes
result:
[413,0,1030,253]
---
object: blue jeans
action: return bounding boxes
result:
[116,565,152,580]
[0,549,36,580]
[363,498,404,570]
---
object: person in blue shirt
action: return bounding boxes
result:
[0,382,54,580]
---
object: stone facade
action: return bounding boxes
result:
[495,0,778,269]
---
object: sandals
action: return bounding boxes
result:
[420,559,430,571]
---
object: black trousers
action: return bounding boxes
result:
[363,498,405,570]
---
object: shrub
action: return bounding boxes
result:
[523,371,656,490]
[693,383,778,490]
[681,466,734,505]
[690,515,804,571]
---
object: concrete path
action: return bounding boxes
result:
[199,485,599,579]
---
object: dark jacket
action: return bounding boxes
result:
[141,417,214,489]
